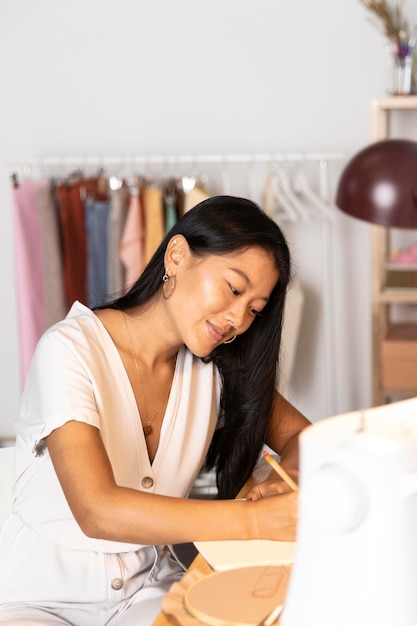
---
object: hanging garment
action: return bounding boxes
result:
[142,184,164,265]
[163,178,179,234]
[107,182,129,297]
[263,171,276,217]
[55,178,93,308]
[119,186,145,291]
[85,195,111,308]
[278,275,305,399]
[183,184,210,213]
[12,179,48,388]
[35,184,67,327]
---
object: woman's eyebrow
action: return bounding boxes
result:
[229,267,251,286]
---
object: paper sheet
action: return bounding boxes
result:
[193,539,296,571]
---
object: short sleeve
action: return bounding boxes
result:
[18,327,101,455]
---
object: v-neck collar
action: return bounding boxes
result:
[70,302,185,472]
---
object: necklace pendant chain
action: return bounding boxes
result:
[122,311,173,438]
[143,424,153,437]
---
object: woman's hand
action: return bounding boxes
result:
[251,490,299,542]
[245,470,299,501]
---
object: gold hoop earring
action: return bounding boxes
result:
[162,271,176,299]
[223,335,237,344]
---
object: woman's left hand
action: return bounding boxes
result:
[245,471,299,501]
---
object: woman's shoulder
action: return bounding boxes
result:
[44,301,99,337]
[35,301,109,360]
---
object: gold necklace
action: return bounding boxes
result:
[122,311,173,437]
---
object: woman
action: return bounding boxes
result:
[0,195,310,625]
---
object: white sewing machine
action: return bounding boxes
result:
[282,397,417,626]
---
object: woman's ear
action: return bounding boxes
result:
[164,235,189,273]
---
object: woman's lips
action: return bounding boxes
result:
[206,321,225,342]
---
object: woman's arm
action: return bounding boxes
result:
[46,419,298,544]
[267,391,311,470]
[246,391,311,501]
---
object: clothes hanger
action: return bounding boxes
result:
[262,171,275,217]
[181,175,196,192]
[12,163,33,186]
[272,170,298,222]
[278,168,310,222]
[181,156,197,194]
[292,167,335,222]
[222,157,232,195]
[96,167,110,197]
[246,160,257,203]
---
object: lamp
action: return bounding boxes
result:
[336,139,417,229]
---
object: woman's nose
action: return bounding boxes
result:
[225,315,238,329]
[225,303,246,329]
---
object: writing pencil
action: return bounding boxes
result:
[262,450,299,491]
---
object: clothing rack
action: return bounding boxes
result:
[9,150,346,418]
[8,151,345,173]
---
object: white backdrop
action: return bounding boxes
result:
[0,0,416,438]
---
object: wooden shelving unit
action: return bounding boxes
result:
[370,96,417,405]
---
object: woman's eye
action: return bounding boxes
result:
[250,307,262,317]
[229,284,240,296]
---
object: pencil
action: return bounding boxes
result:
[262,450,299,492]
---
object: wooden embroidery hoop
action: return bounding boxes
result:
[184,564,290,626]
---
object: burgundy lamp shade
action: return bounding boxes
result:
[336,139,417,229]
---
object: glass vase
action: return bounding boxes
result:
[391,52,415,95]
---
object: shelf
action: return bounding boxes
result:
[370,96,417,404]
[385,322,417,340]
[371,95,417,111]
[379,289,417,304]
[378,265,417,302]
[386,264,417,272]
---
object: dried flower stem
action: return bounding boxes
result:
[359,0,410,50]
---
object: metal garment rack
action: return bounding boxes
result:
[8,151,345,172]
[9,150,346,417]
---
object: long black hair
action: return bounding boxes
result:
[101,195,292,499]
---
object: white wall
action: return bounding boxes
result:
[0,0,409,438]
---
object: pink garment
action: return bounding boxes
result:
[389,241,417,265]
[119,191,145,291]
[12,180,48,388]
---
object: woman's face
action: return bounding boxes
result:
[166,242,279,357]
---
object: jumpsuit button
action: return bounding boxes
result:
[111,577,124,590]
[142,476,154,489]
